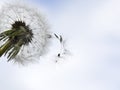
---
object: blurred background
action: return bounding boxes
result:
[0,0,120,90]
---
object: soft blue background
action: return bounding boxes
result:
[0,0,120,90]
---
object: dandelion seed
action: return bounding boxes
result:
[57,53,61,57]
[0,1,69,65]
[59,35,63,43]
[54,33,59,39]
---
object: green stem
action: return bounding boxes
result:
[0,40,11,57]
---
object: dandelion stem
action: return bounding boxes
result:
[0,40,11,57]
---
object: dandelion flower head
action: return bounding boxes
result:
[0,1,50,64]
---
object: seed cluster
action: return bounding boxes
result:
[0,20,33,60]
[11,21,33,45]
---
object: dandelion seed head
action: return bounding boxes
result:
[0,1,51,64]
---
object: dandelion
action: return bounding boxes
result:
[0,1,69,65]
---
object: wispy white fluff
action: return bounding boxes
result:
[0,1,51,65]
